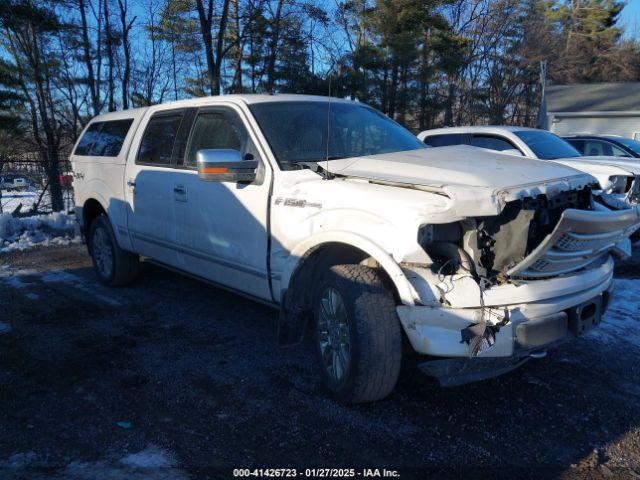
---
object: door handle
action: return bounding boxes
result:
[127,179,136,188]
[173,185,186,194]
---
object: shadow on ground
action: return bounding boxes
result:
[0,245,639,479]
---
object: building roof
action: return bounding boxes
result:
[546,82,640,113]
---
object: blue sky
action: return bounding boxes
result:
[620,0,640,39]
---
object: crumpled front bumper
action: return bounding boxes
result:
[397,255,615,359]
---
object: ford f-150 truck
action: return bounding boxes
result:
[71,94,640,403]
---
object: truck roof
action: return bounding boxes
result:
[87,94,357,123]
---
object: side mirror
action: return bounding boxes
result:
[501,148,524,156]
[197,149,258,183]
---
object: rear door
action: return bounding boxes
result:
[124,109,190,266]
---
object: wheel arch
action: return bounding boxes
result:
[82,197,108,234]
[281,231,419,307]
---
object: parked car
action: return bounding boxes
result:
[0,176,29,191]
[564,134,640,159]
[72,95,640,403]
[418,126,640,210]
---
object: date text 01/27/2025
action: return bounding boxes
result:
[232,468,401,478]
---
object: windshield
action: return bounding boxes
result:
[249,101,425,165]
[514,130,581,159]
[613,137,640,155]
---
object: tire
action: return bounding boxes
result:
[312,264,402,404]
[89,215,139,286]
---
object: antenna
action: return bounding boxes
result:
[324,70,332,180]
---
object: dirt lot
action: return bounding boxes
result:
[1,245,640,479]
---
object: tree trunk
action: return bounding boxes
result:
[266,0,284,92]
[104,0,116,111]
[213,0,231,95]
[381,62,389,114]
[118,0,133,109]
[231,0,243,92]
[26,26,64,211]
[195,0,216,96]
[78,0,99,115]
[44,150,63,212]
[444,76,455,126]
[387,60,398,119]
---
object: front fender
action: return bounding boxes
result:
[279,230,421,306]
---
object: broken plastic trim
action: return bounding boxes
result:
[507,207,640,277]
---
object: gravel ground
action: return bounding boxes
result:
[1,245,640,479]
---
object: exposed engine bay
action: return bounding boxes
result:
[419,186,595,281]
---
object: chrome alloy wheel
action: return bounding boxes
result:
[92,226,113,279]
[317,287,351,382]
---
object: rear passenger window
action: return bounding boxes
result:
[74,119,134,157]
[91,119,133,156]
[137,114,183,165]
[74,123,103,156]
[470,135,517,151]
[423,134,470,147]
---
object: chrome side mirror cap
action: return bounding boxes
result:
[197,149,258,183]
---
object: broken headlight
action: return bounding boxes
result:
[605,175,631,194]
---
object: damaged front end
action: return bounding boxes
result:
[419,184,638,284]
[400,184,640,386]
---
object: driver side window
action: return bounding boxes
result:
[186,110,248,167]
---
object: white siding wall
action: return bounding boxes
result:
[547,113,640,140]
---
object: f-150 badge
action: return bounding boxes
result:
[275,197,322,209]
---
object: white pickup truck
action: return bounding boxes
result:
[71,94,640,403]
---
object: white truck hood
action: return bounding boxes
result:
[553,155,640,176]
[324,145,596,216]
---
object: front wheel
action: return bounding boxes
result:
[89,215,139,286]
[312,264,402,404]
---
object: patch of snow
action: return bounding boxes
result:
[586,279,640,348]
[62,446,187,480]
[0,212,81,254]
[40,270,83,283]
[1,189,38,213]
[24,292,39,301]
[0,321,11,334]
[2,452,37,468]
[1,447,187,480]
[119,446,176,469]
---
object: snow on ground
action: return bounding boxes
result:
[586,278,640,348]
[1,188,73,214]
[0,212,81,253]
[0,189,38,213]
[0,267,124,307]
[0,446,188,480]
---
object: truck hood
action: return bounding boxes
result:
[324,145,596,216]
[553,155,640,176]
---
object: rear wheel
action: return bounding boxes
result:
[312,264,401,404]
[89,215,139,286]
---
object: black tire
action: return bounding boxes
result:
[89,215,139,286]
[312,264,402,404]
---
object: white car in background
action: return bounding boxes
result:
[417,126,640,210]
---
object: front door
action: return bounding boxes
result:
[172,105,272,301]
